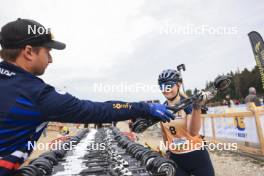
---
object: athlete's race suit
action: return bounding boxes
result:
[0,61,150,175]
[160,96,215,176]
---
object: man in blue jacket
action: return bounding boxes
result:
[0,18,174,175]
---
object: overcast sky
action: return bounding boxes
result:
[1,0,264,102]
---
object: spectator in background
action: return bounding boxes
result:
[235,99,240,105]
[60,126,70,136]
[223,95,234,107]
[260,97,263,105]
[245,87,261,106]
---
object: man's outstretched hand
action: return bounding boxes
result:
[147,103,175,123]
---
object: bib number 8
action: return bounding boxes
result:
[169,126,177,135]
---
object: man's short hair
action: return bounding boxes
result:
[0,47,41,62]
[0,48,22,61]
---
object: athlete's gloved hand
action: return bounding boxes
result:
[193,90,215,109]
[147,103,175,122]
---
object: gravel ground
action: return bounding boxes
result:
[210,150,264,176]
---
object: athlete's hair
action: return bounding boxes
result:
[179,89,188,99]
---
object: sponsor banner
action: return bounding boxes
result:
[214,117,259,143]
[201,116,260,144]
[248,31,264,89]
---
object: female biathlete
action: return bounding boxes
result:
[158,69,215,176]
